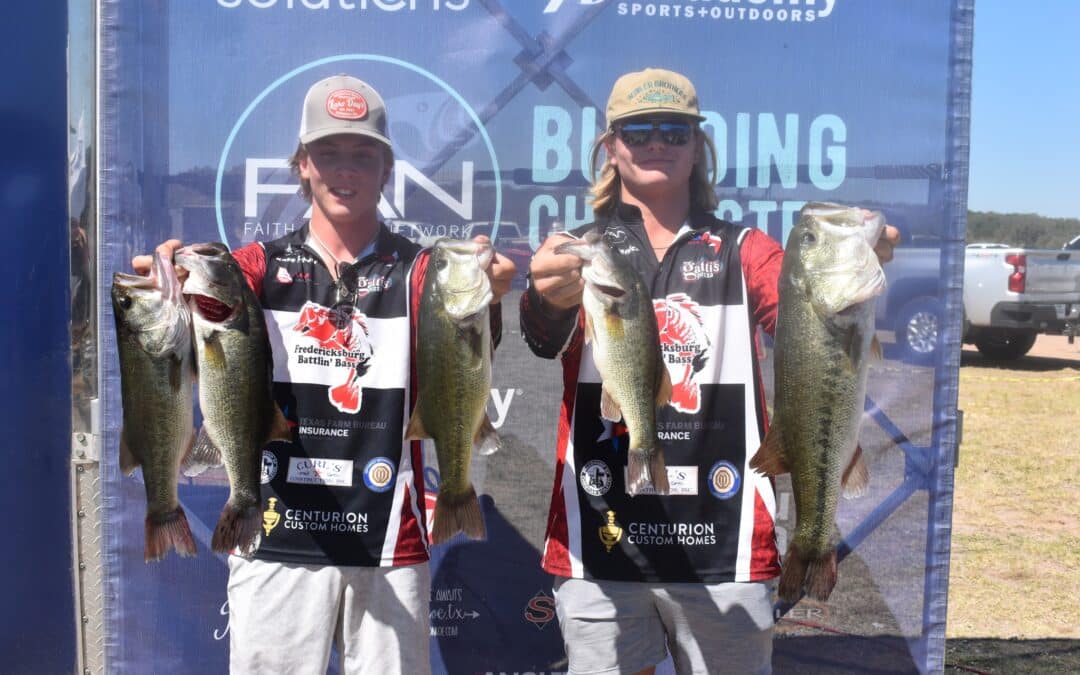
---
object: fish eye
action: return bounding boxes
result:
[801,231,817,246]
[117,295,132,310]
[434,257,448,270]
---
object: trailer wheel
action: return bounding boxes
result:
[973,330,1037,360]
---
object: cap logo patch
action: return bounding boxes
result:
[325,89,368,120]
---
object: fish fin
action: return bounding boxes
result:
[144,506,198,562]
[778,545,809,603]
[404,408,430,440]
[182,426,223,477]
[870,335,883,362]
[119,434,140,475]
[656,361,673,407]
[599,386,622,422]
[805,551,839,602]
[749,423,790,476]
[266,403,291,443]
[211,500,262,556]
[430,486,486,545]
[841,445,870,499]
[583,310,594,345]
[475,415,501,457]
[779,543,839,603]
[626,446,669,496]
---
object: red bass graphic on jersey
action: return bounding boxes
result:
[654,293,711,414]
[293,301,374,414]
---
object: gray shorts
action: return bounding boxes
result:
[227,556,431,675]
[553,576,775,675]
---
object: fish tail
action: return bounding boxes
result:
[144,506,197,562]
[626,446,669,496]
[211,499,262,556]
[430,485,485,545]
[805,551,839,601]
[778,544,838,603]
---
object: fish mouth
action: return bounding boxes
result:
[188,294,238,323]
[594,283,626,299]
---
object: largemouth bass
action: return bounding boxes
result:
[406,239,500,545]
[176,242,288,556]
[555,229,672,496]
[112,251,197,562]
[750,202,886,602]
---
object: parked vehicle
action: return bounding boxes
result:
[879,242,1080,362]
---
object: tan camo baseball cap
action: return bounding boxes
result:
[299,74,391,148]
[606,67,706,125]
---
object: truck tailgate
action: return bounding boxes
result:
[1023,250,1080,300]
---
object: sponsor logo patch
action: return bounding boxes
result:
[579,459,613,496]
[625,465,698,496]
[599,509,623,553]
[708,461,741,499]
[287,457,353,487]
[260,450,278,484]
[275,266,293,284]
[363,457,396,492]
[262,497,281,536]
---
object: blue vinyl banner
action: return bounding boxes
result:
[97,1,970,673]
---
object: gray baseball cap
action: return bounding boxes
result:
[298,74,391,148]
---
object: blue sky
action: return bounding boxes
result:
[968,2,1079,218]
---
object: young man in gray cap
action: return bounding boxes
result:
[136,73,515,674]
[520,68,898,675]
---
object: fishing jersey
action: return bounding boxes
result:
[521,203,784,583]
[231,223,501,567]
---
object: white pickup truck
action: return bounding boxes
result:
[880,241,1080,361]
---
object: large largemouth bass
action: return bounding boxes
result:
[406,239,500,545]
[112,251,197,562]
[751,202,886,602]
[556,229,672,496]
[176,242,289,556]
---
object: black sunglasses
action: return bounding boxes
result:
[615,119,693,147]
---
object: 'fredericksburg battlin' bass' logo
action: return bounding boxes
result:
[293,301,375,414]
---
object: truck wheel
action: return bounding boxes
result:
[896,297,941,364]
[973,330,1037,360]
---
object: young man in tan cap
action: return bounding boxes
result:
[521,67,898,674]
[135,73,515,674]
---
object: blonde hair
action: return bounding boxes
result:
[588,125,720,216]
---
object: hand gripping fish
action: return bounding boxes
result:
[112,251,198,561]
[750,202,886,603]
[556,229,673,496]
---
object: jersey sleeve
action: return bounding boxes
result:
[231,241,267,297]
[739,228,784,337]
[519,281,582,360]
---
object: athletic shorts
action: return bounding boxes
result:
[227,556,431,675]
[553,576,775,675]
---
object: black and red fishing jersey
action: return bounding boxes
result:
[521,203,783,583]
[232,223,501,567]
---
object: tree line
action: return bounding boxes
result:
[967,211,1080,249]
